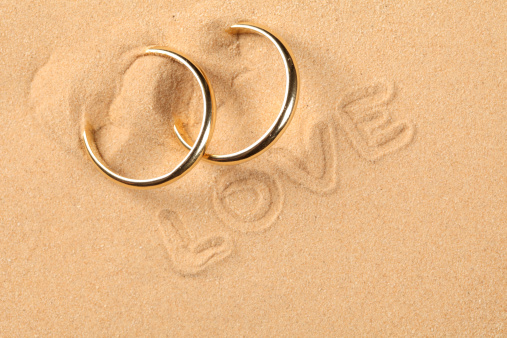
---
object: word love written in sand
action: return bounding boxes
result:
[159,80,415,275]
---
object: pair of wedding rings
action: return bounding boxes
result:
[82,23,299,189]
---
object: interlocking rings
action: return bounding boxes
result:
[82,23,299,188]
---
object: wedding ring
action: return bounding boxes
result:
[174,22,299,165]
[82,46,216,189]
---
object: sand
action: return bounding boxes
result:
[0,0,506,336]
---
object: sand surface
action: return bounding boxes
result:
[0,0,506,336]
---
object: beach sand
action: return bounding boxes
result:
[0,0,505,335]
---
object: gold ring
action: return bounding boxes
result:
[174,22,299,165]
[82,46,216,189]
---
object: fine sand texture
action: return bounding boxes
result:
[1,0,506,336]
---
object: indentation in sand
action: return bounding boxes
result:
[213,169,284,233]
[269,121,338,194]
[336,81,415,161]
[158,209,233,276]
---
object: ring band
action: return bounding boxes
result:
[82,46,216,189]
[174,22,299,165]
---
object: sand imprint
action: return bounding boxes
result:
[158,210,233,275]
[212,169,284,233]
[335,81,415,161]
[268,121,338,194]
